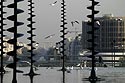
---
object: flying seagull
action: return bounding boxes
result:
[71,20,79,27]
[20,61,38,71]
[44,34,55,39]
[96,21,100,26]
[35,43,39,47]
[50,1,57,6]
[71,21,74,26]
[75,21,79,24]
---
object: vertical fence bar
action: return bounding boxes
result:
[0,0,7,83]
[6,0,24,83]
[24,0,39,83]
[86,0,100,82]
[60,0,67,83]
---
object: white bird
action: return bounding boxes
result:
[76,63,83,69]
[50,1,57,6]
[71,20,79,27]
[44,34,55,39]
[96,21,100,26]
[20,61,38,71]
[70,66,74,70]
[35,43,39,47]
[76,63,81,66]
[20,61,31,65]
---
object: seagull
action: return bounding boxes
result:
[76,63,81,66]
[35,43,39,47]
[50,1,57,6]
[66,66,73,70]
[71,21,74,27]
[97,4,101,6]
[20,61,38,71]
[96,21,100,26]
[44,34,55,39]
[71,20,79,27]
[76,63,83,69]
[75,21,79,24]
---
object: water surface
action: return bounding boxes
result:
[1,67,125,83]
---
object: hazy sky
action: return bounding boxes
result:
[8,0,125,48]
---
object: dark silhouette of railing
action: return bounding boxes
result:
[59,0,67,83]
[23,0,39,83]
[0,0,6,83]
[85,0,101,82]
[6,0,24,83]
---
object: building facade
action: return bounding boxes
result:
[82,14,125,52]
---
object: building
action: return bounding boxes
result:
[1,37,30,57]
[82,14,125,52]
[70,35,82,59]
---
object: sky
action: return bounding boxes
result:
[5,0,125,48]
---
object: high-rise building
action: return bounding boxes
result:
[82,14,125,52]
[70,35,82,60]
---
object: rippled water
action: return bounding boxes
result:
[1,67,125,83]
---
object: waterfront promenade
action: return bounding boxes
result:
[1,67,125,83]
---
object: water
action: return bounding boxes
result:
[1,67,125,83]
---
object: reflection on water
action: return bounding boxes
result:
[1,67,125,83]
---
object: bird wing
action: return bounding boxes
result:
[96,21,100,25]
[54,1,57,4]
[44,34,55,39]
[51,34,55,36]
[35,43,39,47]
[71,21,74,26]
[50,1,57,6]
[75,21,79,24]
